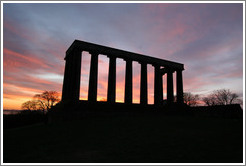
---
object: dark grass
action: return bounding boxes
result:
[3,113,243,163]
[3,111,46,129]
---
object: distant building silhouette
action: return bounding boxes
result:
[62,40,184,108]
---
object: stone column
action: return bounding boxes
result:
[124,59,133,104]
[176,69,184,104]
[88,52,99,102]
[62,56,71,101]
[154,65,162,106]
[167,68,174,104]
[62,49,82,102]
[107,56,116,103]
[72,50,82,102]
[140,62,148,105]
[160,74,163,102]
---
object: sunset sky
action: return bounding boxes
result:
[2,2,244,110]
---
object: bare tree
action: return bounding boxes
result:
[21,100,39,111]
[34,91,60,111]
[183,92,200,106]
[22,91,60,113]
[202,89,242,106]
[202,94,217,106]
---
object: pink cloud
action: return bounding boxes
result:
[4,48,50,69]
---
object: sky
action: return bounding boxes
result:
[2,2,244,110]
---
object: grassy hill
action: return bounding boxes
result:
[3,112,243,163]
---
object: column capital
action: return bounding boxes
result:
[138,61,148,65]
[175,68,184,72]
[151,63,161,68]
[107,54,117,59]
[65,48,81,60]
[123,57,133,62]
[89,51,99,56]
[161,67,175,75]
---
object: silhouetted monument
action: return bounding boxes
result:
[62,40,184,108]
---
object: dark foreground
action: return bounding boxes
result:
[4,111,243,163]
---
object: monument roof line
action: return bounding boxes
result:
[66,39,184,70]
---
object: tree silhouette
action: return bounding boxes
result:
[202,94,217,106]
[202,89,242,106]
[183,92,199,106]
[21,100,39,111]
[22,91,60,113]
[34,91,59,111]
